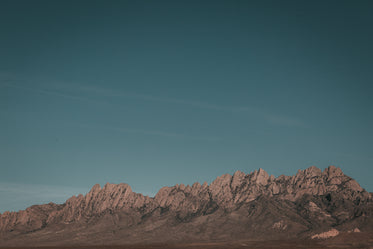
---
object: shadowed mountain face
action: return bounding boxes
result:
[0,166,372,246]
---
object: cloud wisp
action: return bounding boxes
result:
[73,83,306,128]
[2,81,222,141]
[69,122,222,142]
[1,81,117,108]
[2,78,305,128]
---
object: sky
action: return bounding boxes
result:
[0,0,372,213]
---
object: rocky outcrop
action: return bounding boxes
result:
[0,203,62,235]
[0,166,371,246]
[46,183,152,224]
[311,228,340,239]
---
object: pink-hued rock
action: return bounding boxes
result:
[0,166,371,246]
[311,228,340,239]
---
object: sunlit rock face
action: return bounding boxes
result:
[311,228,340,239]
[0,166,372,246]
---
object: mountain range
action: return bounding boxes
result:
[0,166,372,246]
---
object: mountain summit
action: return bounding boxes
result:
[0,166,372,246]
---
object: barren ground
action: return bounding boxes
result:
[1,235,373,249]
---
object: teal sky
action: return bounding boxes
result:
[0,0,372,213]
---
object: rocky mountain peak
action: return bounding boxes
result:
[253,168,269,185]
[0,166,371,246]
[305,165,322,177]
[231,170,245,189]
[325,165,343,175]
[91,183,101,192]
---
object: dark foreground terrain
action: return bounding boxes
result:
[0,240,371,249]
[1,233,373,249]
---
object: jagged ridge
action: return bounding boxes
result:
[0,166,372,246]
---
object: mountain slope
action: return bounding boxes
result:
[0,166,372,246]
